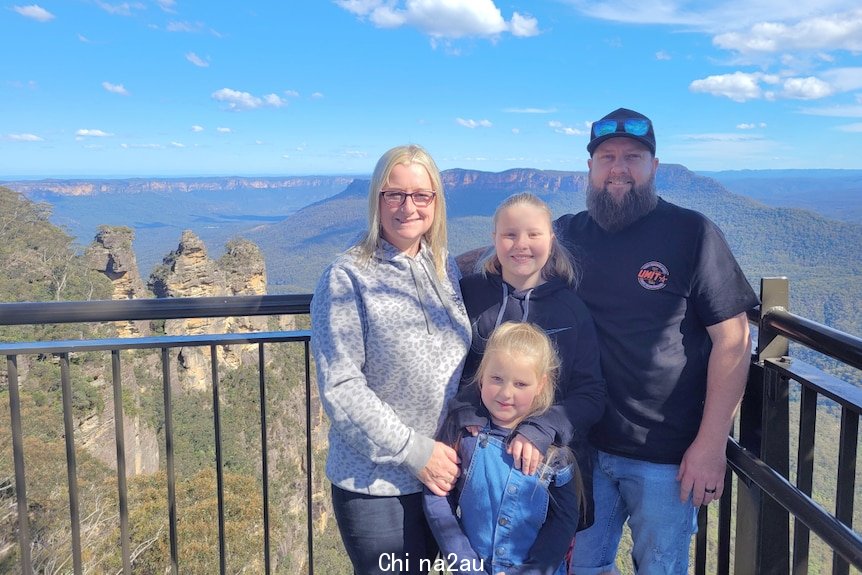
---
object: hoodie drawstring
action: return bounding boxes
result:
[408,258,433,335]
[494,282,532,329]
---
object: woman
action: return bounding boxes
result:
[311,144,472,575]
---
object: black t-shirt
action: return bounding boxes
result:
[555,198,759,463]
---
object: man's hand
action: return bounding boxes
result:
[677,435,726,506]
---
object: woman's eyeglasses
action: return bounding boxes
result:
[592,118,651,138]
[380,190,436,207]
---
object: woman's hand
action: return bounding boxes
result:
[417,441,461,496]
[508,433,543,475]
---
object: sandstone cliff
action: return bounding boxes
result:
[86,226,152,337]
[148,230,267,388]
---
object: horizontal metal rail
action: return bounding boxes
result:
[0,330,310,355]
[0,294,313,325]
[726,437,862,570]
[762,307,862,371]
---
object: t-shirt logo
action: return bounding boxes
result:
[637,261,669,290]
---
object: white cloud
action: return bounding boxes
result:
[211,88,291,110]
[212,88,259,110]
[736,122,767,129]
[191,125,204,132]
[798,103,862,118]
[566,2,861,33]
[102,81,129,95]
[311,92,324,99]
[504,107,557,114]
[120,143,163,149]
[509,12,540,37]
[820,67,862,92]
[7,80,38,89]
[548,120,587,136]
[77,33,90,43]
[75,129,113,138]
[336,0,539,39]
[156,0,176,12]
[681,133,766,143]
[216,127,231,133]
[5,133,44,142]
[284,90,300,97]
[456,118,493,128]
[170,141,185,147]
[512,128,520,134]
[713,9,862,55]
[167,20,205,33]
[781,76,833,99]
[656,50,672,60]
[13,4,54,22]
[263,93,286,107]
[689,71,767,102]
[691,69,851,102]
[836,122,862,132]
[185,52,209,67]
[95,1,145,16]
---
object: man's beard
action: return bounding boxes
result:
[586,175,658,233]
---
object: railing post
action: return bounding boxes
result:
[735,277,791,574]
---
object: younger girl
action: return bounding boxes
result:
[423,322,581,575]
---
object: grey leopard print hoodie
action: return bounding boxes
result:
[311,239,471,496]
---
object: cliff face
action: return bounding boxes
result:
[86,226,151,337]
[5,176,354,196]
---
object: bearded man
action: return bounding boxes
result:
[554,108,760,575]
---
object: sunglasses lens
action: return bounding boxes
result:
[623,118,650,136]
[592,119,618,137]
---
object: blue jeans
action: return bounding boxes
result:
[331,485,438,575]
[569,450,698,575]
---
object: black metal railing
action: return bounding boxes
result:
[727,277,862,575]
[1,295,313,575]
[2,282,861,574]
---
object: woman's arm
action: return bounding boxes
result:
[312,263,433,469]
[423,486,488,575]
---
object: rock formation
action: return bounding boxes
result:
[86,226,151,337]
[148,230,268,388]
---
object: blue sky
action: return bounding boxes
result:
[2,0,861,177]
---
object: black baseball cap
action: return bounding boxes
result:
[587,108,656,156]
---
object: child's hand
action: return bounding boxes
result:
[465,425,481,436]
[508,433,543,475]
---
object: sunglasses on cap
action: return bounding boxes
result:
[592,118,651,138]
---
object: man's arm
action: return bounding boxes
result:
[677,312,751,506]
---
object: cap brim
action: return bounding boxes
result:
[587,133,655,155]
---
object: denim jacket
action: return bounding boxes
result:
[424,424,580,575]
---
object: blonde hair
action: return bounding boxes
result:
[474,321,559,420]
[482,192,580,286]
[354,144,449,279]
